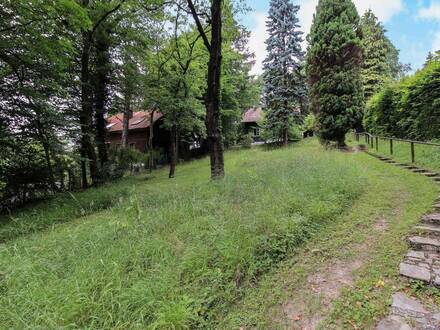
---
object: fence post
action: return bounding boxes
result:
[411,142,415,163]
[390,139,393,155]
[376,137,379,151]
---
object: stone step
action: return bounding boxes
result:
[415,224,440,237]
[433,177,440,182]
[433,203,440,209]
[422,213,440,225]
[424,172,439,178]
[400,250,440,286]
[408,236,440,252]
[412,168,427,173]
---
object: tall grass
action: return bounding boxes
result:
[0,177,138,242]
[0,140,366,329]
[351,134,440,172]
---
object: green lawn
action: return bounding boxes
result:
[350,134,440,172]
[0,139,438,329]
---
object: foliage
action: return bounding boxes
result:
[241,133,254,148]
[360,10,399,101]
[364,59,440,140]
[303,113,316,132]
[105,147,149,179]
[0,139,365,328]
[263,0,305,144]
[306,0,364,146]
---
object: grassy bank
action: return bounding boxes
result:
[0,177,138,242]
[0,139,366,329]
[220,147,439,329]
[351,134,440,172]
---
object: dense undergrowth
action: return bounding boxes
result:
[0,139,366,329]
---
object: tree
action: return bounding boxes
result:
[306,0,364,146]
[187,0,225,179]
[360,10,403,102]
[263,0,305,146]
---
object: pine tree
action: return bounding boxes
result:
[360,10,398,100]
[263,0,305,146]
[306,0,364,146]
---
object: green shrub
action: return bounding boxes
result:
[241,133,254,148]
[364,60,440,140]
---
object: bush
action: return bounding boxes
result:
[106,147,149,179]
[241,133,253,148]
[364,60,440,140]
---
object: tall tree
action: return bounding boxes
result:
[263,0,305,147]
[187,0,225,179]
[78,0,125,187]
[360,10,398,100]
[306,0,364,146]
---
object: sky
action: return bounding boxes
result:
[241,0,440,75]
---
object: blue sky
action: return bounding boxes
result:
[241,0,440,75]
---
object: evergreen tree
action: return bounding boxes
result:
[360,10,398,100]
[306,0,364,146]
[263,0,305,147]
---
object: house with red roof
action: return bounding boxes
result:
[242,107,264,141]
[106,111,169,152]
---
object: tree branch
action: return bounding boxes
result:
[186,0,211,51]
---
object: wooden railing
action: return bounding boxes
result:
[354,132,440,164]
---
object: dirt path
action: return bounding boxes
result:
[280,216,389,330]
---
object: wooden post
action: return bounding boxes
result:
[390,139,393,155]
[411,142,415,163]
[375,137,379,151]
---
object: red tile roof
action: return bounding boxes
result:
[242,107,264,123]
[106,111,163,133]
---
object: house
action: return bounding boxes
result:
[106,111,169,153]
[242,107,264,141]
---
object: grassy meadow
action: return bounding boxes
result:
[0,138,438,329]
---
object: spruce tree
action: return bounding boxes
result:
[360,10,398,100]
[263,0,305,146]
[306,0,364,146]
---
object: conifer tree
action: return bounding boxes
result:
[306,0,364,146]
[263,0,305,146]
[360,10,398,100]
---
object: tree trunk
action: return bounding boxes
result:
[80,148,88,189]
[169,125,178,178]
[148,109,156,173]
[206,0,224,179]
[80,31,100,186]
[122,92,131,148]
[94,38,110,166]
[283,126,288,147]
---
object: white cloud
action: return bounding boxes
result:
[248,12,268,75]
[248,0,403,75]
[419,1,440,20]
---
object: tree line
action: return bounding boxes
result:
[0,0,260,208]
[263,0,409,148]
[1,0,412,208]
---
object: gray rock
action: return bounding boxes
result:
[400,262,431,282]
[376,315,412,330]
[392,293,430,318]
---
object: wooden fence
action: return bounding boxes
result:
[355,132,440,164]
